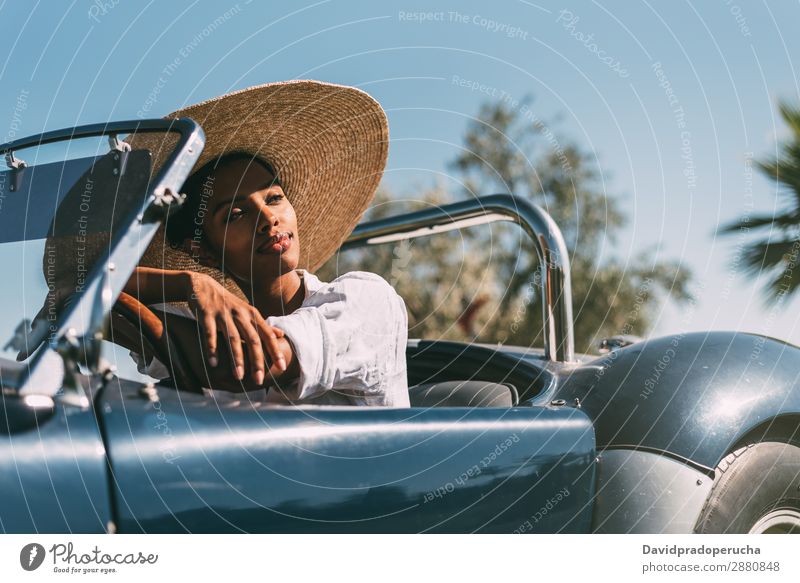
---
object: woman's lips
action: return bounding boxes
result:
[258,232,293,254]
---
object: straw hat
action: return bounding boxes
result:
[138,79,389,300]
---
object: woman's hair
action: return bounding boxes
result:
[165,151,280,245]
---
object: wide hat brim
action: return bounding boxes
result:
[138,79,389,298]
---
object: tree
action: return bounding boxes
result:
[720,101,800,301]
[319,97,693,355]
[321,185,507,343]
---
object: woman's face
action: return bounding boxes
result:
[199,157,300,282]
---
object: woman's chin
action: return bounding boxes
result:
[252,251,300,277]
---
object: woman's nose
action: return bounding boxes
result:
[257,205,278,233]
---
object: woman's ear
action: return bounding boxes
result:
[177,237,221,270]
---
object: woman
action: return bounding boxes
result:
[127,80,409,407]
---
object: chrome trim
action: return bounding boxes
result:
[0,118,205,398]
[598,334,642,353]
[4,151,27,191]
[748,509,800,534]
[342,194,575,362]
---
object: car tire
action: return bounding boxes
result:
[694,442,800,533]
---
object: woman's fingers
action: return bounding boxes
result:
[234,310,266,385]
[256,319,287,374]
[194,290,287,385]
[220,314,245,380]
[201,312,218,367]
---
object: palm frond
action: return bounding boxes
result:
[765,266,800,301]
[778,101,800,136]
[741,238,798,271]
[718,213,800,235]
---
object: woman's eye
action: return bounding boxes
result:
[267,193,284,203]
[229,208,244,221]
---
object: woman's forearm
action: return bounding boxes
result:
[124,266,193,305]
[126,267,300,390]
[156,310,299,392]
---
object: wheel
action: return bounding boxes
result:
[695,442,800,533]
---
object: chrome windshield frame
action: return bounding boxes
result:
[341,194,575,362]
[0,118,205,398]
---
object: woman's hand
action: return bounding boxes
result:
[185,272,287,385]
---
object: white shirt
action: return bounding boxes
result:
[134,269,410,407]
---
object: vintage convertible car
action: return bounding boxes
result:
[1,120,799,534]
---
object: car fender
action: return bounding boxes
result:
[553,331,800,472]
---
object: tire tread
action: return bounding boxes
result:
[695,442,800,533]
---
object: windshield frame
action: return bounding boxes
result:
[0,118,205,398]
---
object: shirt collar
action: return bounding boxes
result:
[296,268,325,298]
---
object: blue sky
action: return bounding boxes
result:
[2,0,800,346]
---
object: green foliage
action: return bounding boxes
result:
[720,101,800,302]
[319,97,693,354]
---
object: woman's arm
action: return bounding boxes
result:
[124,266,193,305]
[265,272,408,404]
[125,266,289,385]
[156,310,299,392]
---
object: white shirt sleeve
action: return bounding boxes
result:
[266,271,409,405]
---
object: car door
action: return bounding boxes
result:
[99,377,596,533]
[0,377,113,533]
